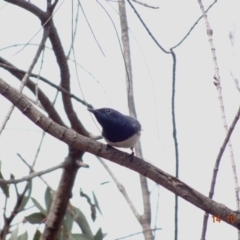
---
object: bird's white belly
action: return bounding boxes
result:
[104,132,141,148]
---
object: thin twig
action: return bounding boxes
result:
[0,26,50,136]
[96,0,131,84]
[67,0,80,58]
[0,63,93,108]
[126,0,169,54]
[0,161,65,184]
[198,1,240,239]
[153,186,160,240]
[35,44,46,102]
[97,157,140,221]
[131,0,159,9]
[202,105,240,239]
[78,0,105,56]
[169,49,179,240]
[115,227,162,240]
[172,0,217,49]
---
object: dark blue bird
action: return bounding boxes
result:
[88,108,141,154]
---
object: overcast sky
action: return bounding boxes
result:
[0,0,240,239]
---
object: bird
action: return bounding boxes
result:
[88,108,141,155]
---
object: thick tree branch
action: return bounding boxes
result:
[1,77,240,230]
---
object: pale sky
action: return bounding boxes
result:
[0,0,240,239]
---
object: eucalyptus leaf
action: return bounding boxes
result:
[33,229,41,240]
[25,212,45,224]
[44,187,52,212]
[8,226,18,240]
[31,198,47,215]
[94,228,103,240]
[92,192,102,216]
[19,180,32,211]
[0,161,9,198]
[63,210,73,234]
[18,231,28,240]
[71,233,92,240]
[71,206,93,239]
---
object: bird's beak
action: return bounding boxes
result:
[87,108,96,114]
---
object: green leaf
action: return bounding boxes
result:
[44,187,52,213]
[19,181,32,211]
[25,212,45,224]
[71,234,92,240]
[100,181,110,185]
[94,228,103,240]
[8,226,18,240]
[31,198,47,215]
[33,229,41,240]
[0,161,9,198]
[63,210,73,234]
[18,231,28,240]
[92,192,102,216]
[71,206,93,238]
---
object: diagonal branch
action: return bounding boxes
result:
[0,62,93,108]
[1,77,240,230]
[0,163,65,184]
[97,157,141,221]
[0,56,65,126]
[131,0,159,9]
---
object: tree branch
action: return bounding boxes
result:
[0,62,93,108]
[0,26,49,135]
[118,1,152,239]
[1,78,240,230]
[0,56,65,126]
[5,0,90,136]
[0,162,65,184]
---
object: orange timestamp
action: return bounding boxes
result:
[212,215,236,223]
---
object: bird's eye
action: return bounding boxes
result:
[105,109,111,113]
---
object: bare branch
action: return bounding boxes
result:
[116,227,162,240]
[198,0,240,238]
[1,77,240,229]
[202,105,240,238]
[0,62,93,108]
[67,0,80,58]
[6,0,90,136]
[97,157,141,220]
[0,162,65,184]
[18,152,54,191]
[131,0,159,9]
[78,0,105,56]
[118,1,152,239]
[0,56,65,126]
[172,0,217,49]
[0,26,49,136]
[126,0,169,54]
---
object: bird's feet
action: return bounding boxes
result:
[106,144,114,151]
[130,147,135,162]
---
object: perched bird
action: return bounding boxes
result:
[88,108,141,155]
